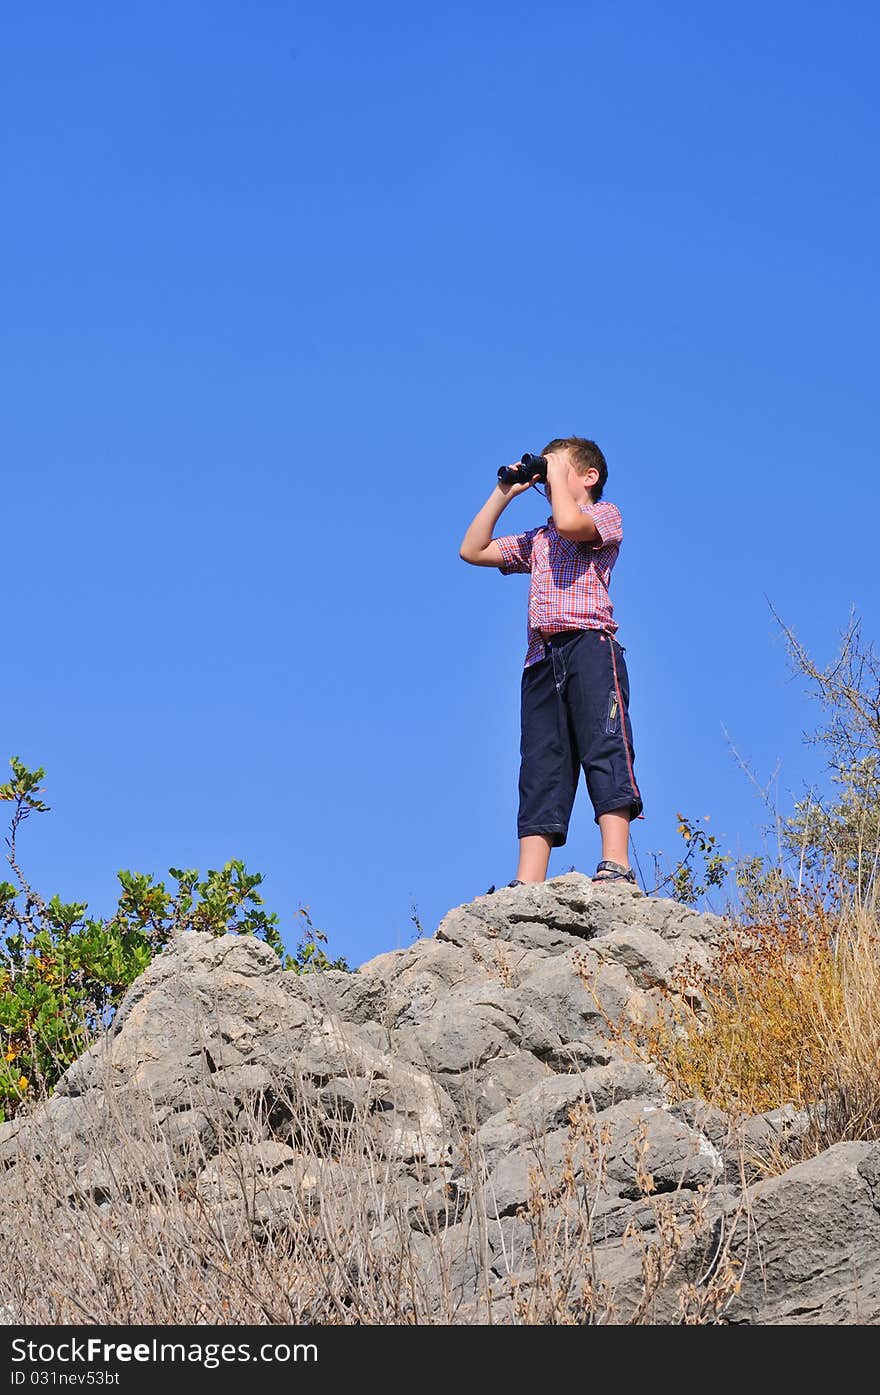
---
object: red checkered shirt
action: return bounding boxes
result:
[495,501,624,668]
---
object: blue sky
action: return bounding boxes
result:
[3,2,878,967]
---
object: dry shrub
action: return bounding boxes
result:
[0,1065,464,1326]
[0,1037,747,1326]
[508,1102,748,1325]
[605,892,880,1156]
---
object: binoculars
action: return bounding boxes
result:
[497,453,548,486]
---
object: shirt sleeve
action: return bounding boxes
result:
[495,527,540,574]
[579,501,622,548]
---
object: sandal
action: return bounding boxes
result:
[591,860,637,885]
[483,880,526,895]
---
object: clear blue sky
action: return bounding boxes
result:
[4,3,878,967]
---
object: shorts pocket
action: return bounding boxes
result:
[605,689,621,735]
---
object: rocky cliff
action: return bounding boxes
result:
[3,874,879,1324]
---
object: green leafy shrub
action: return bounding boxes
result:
[646,812,732,904]
[0,757,348,1121]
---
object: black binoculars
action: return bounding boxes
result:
[497,453,548,486]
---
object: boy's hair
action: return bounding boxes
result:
[541,437,608,502]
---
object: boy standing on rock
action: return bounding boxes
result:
[459,436,644,891]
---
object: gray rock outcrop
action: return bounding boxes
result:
[2,873,877,1324]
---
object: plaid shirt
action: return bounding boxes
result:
[495,501,624,668]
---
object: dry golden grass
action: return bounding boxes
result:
[601,890,880,1162]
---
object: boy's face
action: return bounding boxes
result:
[545,448,599,504]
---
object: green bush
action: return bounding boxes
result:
[0,757,347,1122]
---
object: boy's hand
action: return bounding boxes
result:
[497,467,539,500]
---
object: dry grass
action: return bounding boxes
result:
[0,1035,749,1326]
[600,890,880,1164]
[504,1104,749,1325]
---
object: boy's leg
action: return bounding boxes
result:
[516,834,553,883]
[518,810,630,882]
[597,807,633,873]
[516,655,580,879]
[563,632,643,868]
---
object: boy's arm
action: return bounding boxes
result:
[459,476,536,566]
[556,500,623,547]
[547,454,600,542]
[547,457,624,548]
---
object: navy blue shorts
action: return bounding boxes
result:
[517,628,644,848]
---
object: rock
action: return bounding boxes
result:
[8,880,878,1325]
[741,1104,813,1171]
[476,1095,723,1219]
[720,1142,880,1323]
[599,1100,724,1198]
[394,1006,510,1076]
[590,925,678,988]
[471,1062,664,1173]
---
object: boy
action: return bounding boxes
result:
[459,436,644,889]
